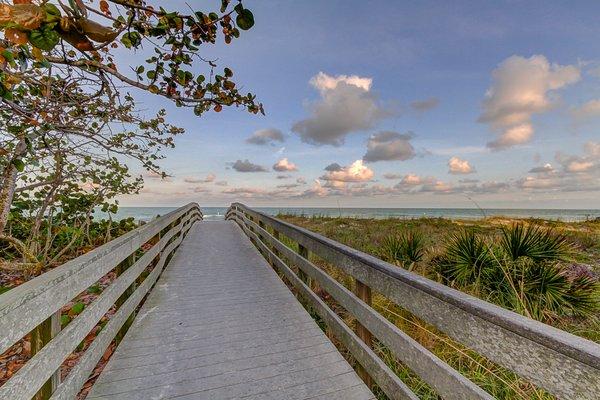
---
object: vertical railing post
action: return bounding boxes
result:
[272,230,281,259]
[354,279,373,387]
[115,252,136,344]
[31,311,61,399]
[297,244,311,288]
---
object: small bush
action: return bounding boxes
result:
[436,230,495,287]
[496,258,599,320]
[501,223,570,262]
[380,230,425,267]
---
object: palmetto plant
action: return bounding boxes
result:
[381,230,425,267]
[498,258,599,321]
[436,224,598,321]
[436,230,495,287]
[500,223,570,262]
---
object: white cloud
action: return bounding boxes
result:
[479,55,580,150]
[273,158,298,172]
[277,183,301,189]
[320,160,374,182]
[310,72,372,92]
[448,156,476,174]
[565,160,594,173]
[488,124,534,149]
[215,181,228,186]
[400,173,428,185]
[246,128,285,145]
[362,131,416,162]
[184,173,215,183]
[529,163,555,174]
[296,177,307,184]
[585,141,600,157]
[410,97,439,112]
[231,159,268,172]
[555,142,599,173]
[292,72,392,146]
[571,99,600,121]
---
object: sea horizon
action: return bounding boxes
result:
[98,206,600,222]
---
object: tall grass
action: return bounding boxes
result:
[275,215,600,399]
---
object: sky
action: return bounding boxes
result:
[120,0,600,209]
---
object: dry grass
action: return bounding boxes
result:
[275,213,600,399]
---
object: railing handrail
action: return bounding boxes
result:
[0,202,200,353]
[230,203,599,364]
[227,202,600,400]
[0,203,202,400]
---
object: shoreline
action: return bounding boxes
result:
[99,206,600,223]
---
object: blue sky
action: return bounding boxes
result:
[121,1,600,208]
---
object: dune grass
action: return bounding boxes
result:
[274,213,600,399]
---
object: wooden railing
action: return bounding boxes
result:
[226,203,600,400]
[0,203,201,400]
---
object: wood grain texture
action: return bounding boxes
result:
[0,204,200,355]
[86,221,374,400]
[231,203,600,400]
[232,212,492,400]
[0,211,200,400]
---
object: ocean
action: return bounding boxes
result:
[99,207,600,222]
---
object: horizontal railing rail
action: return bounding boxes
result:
[0,203,202,400]
[226,202,600,400]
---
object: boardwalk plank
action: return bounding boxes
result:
[88,221,372,400]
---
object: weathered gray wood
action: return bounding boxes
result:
[236,218,417,400]
[30,311,61,400]
[0,213,198,400]
[86,221,372,400]
[0,204,201,355]
[49,217,195,400]
[231,203,600,399]
[234,212,493,400]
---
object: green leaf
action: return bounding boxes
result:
[221,0,230,13]
[1,50,14,63]
[28,28,60,51]
[12,159,25,172]
[121,32,141,49]
[60,314,71,327]
[43,3,62,23]
[70,302,85,315]
[236,9,254,30]
[87,285,102,294]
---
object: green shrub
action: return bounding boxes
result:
[380,230,425,267]
[436,230,495,287]
[501,223,570,262]
[496,258,599,320]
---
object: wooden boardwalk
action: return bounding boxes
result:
[87,221,374,400]
[4,204,598,400]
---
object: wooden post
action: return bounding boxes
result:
[115,253,136,344]
[163,218,180,265]
[31,311,61,399]
[272,230,281,259]
[354,279,373,387]
[297,244,311,287]
[258,220,266,241]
